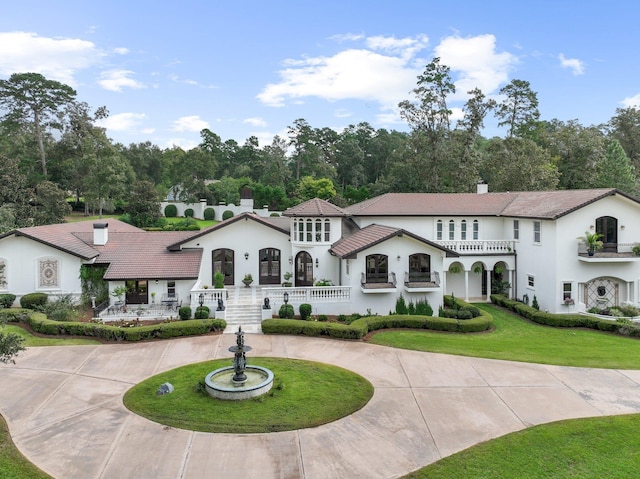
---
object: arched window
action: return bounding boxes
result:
[449,220,455,240]
[409,253,431,282]
[596,216,618,252]
[461,220,467,240]
[306,219,313,242]
[473,220,479,240]
[297,219,304,242]
[315,219,322,242]
[324,219,331,242]
[436,220,443,240]
[366,254,388,283]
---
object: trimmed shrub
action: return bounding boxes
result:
[456,309,473,320]
[204,208,215,220]
[460,305,481,318]
[0,294,16,309]
[164,204,178,217]
[317,314,328,322]
[278,304,294,319]
[299,303,312,320]
[179,306,192,320]
[20,292,48,309]
[415,298,433,316]
[395,295,408,314]
[214,272,225,289]
[184,208,194,218]
[222,210,234,220]
[194,306,210,319]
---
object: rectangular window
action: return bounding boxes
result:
[449,221,455,240]
[315,219,322,242]
[436,221,443,240]
[324,220,330,242]
[527,275,535,287]
[298,220,304,242]
[513,220,519,240]
[461,221,467,240]
[473,220,479,240]
[168,281,176,298]
[563,282,572,301]
[306,219,312,242]
[533,221,541,243]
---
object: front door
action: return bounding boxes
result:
[212,249,234,285]
[295,251,314,286]
[259,248,281,285]
[596,216,618,253]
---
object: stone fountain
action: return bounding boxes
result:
[204,326,274,400]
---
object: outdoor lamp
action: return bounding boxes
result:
[315,258,319,268]
[244,252,249,260]
[283,292,289,305]
[198,293,204,307]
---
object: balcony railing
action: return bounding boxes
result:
[262,286,351,303]
[404,271,440,287]
[437,240,515,254]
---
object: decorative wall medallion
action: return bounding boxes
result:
[39,259,59,288]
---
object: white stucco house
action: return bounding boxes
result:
[1,186,640,319]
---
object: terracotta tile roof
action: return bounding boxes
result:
[345,189,624,219]
[330,224,457,259]
[86,232,202,280]
[6,219,143,259]
[168,212,289,250]
[284,198,350,217]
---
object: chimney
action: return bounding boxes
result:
[476,182,488,194]
[93,223,108,246]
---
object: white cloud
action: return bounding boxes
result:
[98,69,146,92]
[329,33,365,42]
[558,53,585,75]
[0,31,102,85]
[243,117,267,127]
[96,112,146,131]
[257,34,427,108]
[171,115,210,132]
[621,93,640,108]
[334,109,352,118]
[435,34,517,99]
[113,47,129,55]
[166,137,200,150]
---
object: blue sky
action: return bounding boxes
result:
[1,1,639,150]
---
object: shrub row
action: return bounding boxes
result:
[491,294,640,337]
[12,311,226,342]
[262,298,492,340]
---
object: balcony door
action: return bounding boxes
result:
[212,249,234,285]
[596,216,618,253]
[259,248,281,285]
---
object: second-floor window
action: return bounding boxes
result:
[449,220,455,240]
[436,220,443,240]
[295,218,332,243]
[513,220,519,240]
[534,221,541,243]
[461,220,467,240]
[473,220,479,240]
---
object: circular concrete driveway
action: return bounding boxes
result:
[1,334,640,479]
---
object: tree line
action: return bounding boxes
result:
[1,60,639,232]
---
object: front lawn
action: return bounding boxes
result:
[368,304,640,369]
[3,324,99,347]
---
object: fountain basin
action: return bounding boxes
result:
[205,365,274,400]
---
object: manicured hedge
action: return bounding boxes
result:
[20,293,48,309]
[491,294,640,337]
[204,208,215,220]
[262,297,493,340]
[17,311,226,342]
[164,204,178,217]
[0,294,16,309]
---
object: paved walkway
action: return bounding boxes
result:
[1,335,640,478]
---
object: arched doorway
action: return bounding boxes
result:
[295,251,313,286]
[259,248,281,285]
[596,216,618,252]
[212,249,234,285]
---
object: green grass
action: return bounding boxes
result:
[369,304,640,369]
[163,216,216,229]
[0,415,52,479]
[124,357,373,433]
[3,324,99,347]
[403,414,640,478]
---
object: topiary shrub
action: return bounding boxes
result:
[214,272,225,289]
[194,306,210,319]
[222,210,234,220]
[20,292,48,309]
[456,309,473,320]
[179,306,192,320]
[204,208,215,220]
[299,303,312,320]
[415,298,433,316]
[184,208,194,218]
[0,294,16,309]
[164,204,178,217]
[395,294,408,314]
[278,304,294,319]
[532,295,540,310]
[317,314,328,322]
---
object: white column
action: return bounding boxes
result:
[464,270,469,301]
[486,269,492,302]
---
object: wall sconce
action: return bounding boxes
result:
[155,279,159,285]
[244,252,249,260]
[289,256,293,265]
[621,225,626,230]
[397,255,401,261]
[315,258,319,268]
[589,225,594,230]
